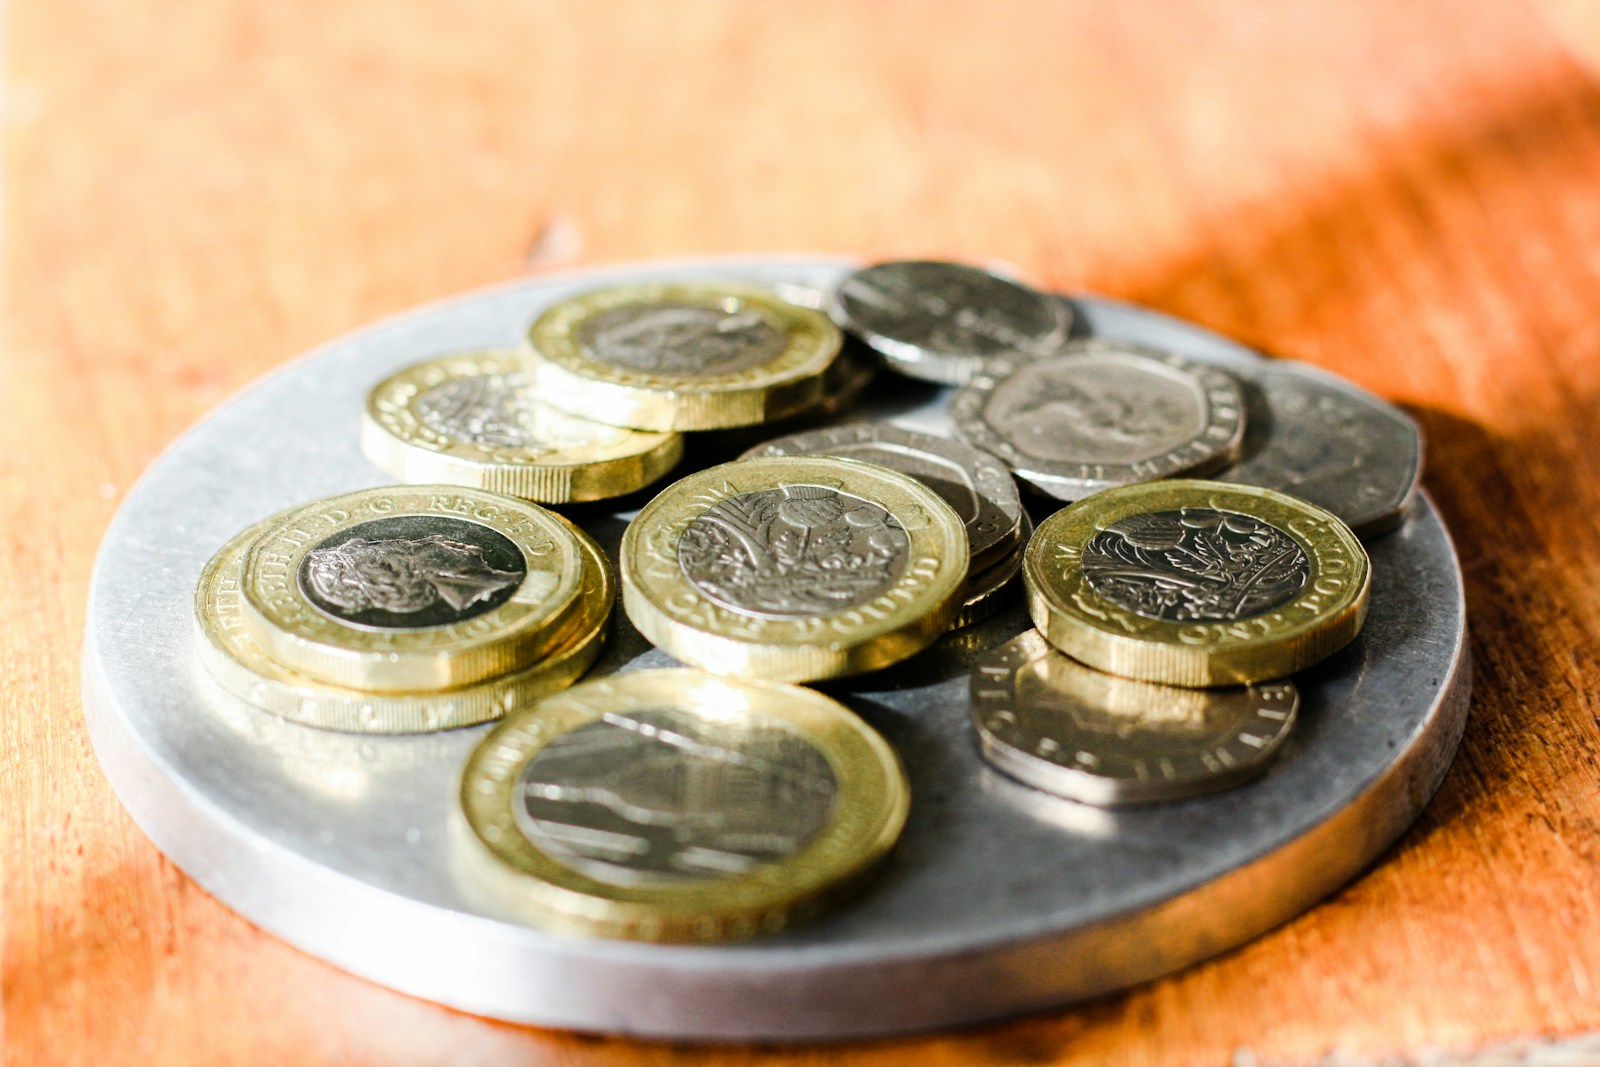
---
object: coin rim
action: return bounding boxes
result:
[620,455,970,682]
[970,630,1300,805]
[950,340,1247,501]
[458,669,910,942]
[196,512,612,733]
[238,486,588,692]
[527,281,842,431]
[1022,479,1371,686]
[361,350,685,503]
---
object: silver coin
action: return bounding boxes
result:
[1213,361,1423,537]
[949,340,1246,501]
[829,261,1071,385]
[740,423,1025,573]
[950,511,1030,631]
[971,630,1299,806]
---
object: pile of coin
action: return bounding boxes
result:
[193,259,1424,940]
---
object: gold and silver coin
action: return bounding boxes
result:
[971,630,1299,805]
[828,260,1071,385]
[621,456,969,682]
[194,512,612,733]
[1024,480,1370,687]
[950,340,1246,501]
[526,280,842,431]
[740,423,1025,574]
[362,350,683,503]
[1214,360,1423,538]
[239,486,591,693]
[458,669,909,942]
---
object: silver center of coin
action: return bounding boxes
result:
[577,301,786,376]
[299,515,534,629]
[982,359,1205,464]
[416,373,626,451]
[515,708,838,886]
[1081,508,1309,623]
[678,486,911,618]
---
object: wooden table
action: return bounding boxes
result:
[8,3,1600,1063]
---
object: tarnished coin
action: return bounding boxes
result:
[195,512,612,733]
[361,351,684,503]
[829,260,1071,385]
[950,340,1246,501]
[741,424,1025,574]
[239,486,589,693]
[971,630,1299,805]
[1024,480,1370,687]
[621,456,969,682]
[527,281,842,431]
[1214,360,1423,538]
[458,669,909,942]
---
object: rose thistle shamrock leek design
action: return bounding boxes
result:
[1080,509,1310,623]
[678,486,912,618]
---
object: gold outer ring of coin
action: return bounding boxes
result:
[457,669,909,943]
[620,456,970,682]
[1024,479,1371,687]
[525,280,843,431]
[361,350,684,503]
[239,485,589,693]
[195,513,613,733]
[970,630,1300,805]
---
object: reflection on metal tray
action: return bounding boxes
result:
[82,257,1469,1041]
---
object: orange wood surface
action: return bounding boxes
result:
[7,2,1600,1064]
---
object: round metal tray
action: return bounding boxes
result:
[82,257,1470,1041]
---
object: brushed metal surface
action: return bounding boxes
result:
[81,256,1470,1040]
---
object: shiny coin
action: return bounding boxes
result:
[950,522,1028,631]
[361,351,683,503]
[458,669,909,942]
[829,260,1071,385]
[527,280,842,431]
[740,423,1025,574]
[1024,480,1370,687]
[621,456,969,682]
[950,340,1246,501]
[1214,360,1423,538]
[971,630,1299,805]
[239,486,590,693]
[195,512,611,733]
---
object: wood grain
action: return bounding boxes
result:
[7,2,1600,1064]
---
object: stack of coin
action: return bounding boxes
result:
[740,424,1028,629]
[193,485,612,733]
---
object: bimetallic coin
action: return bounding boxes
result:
[239,487,589,693]
[621,456,969,682]
[527,281,842,431]
[1024,480,1370,687]
[1214,360,1423,538]
[362,351,683,503]
[950,341,1246,501]
[741,424,1025,574]
[972,631,1299,805]
[458,669,909,942]
[829,260,1071,385]
[195,513,612,733]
